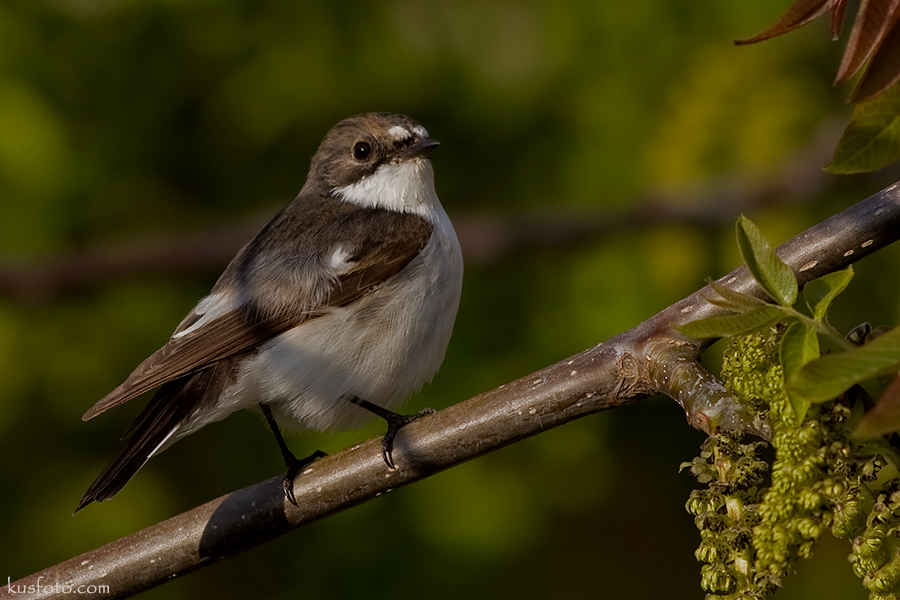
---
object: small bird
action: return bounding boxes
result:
[76,113,464,512]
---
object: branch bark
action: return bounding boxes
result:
[5,180,900,600]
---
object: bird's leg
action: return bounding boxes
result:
[260,403,326,506]
[345,397,434,469]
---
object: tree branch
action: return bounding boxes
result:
[5,180,900,600]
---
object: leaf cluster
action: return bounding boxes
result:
[682,432,769,598]
[680,216,900,598]
[679,215,900,432]
[688,326,891,599]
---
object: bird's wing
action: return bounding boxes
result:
[83,204,434,421]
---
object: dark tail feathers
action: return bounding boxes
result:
[74,375,201,514]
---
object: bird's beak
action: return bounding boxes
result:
[405,138,440,159]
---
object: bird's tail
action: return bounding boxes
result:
[74,367,220,514]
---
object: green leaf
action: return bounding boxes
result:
[677,305,789,338]
[803,267,854,320]
[856,374,900,438]
[788,326,900,404]
[704,280,768,312]
[781,321,820,422]
[736,216,798,307]
[781,321,820,380]
[787,391,811,424]
[826,84,900,174]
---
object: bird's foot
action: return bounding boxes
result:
[379,407,434,469]
[345,397,434,469]
[282,450,327,506]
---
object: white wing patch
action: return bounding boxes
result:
[172,291,236,339]
[327,244,356,274]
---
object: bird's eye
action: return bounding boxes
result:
[353,142,372,160]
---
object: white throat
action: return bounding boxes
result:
[333,159,439,220]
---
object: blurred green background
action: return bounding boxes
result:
[2,0,900,598]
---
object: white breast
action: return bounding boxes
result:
[234,158,463,432]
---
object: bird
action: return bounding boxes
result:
[76,112,464,513]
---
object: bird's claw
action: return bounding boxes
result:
[282,450,327,506]
[380,408,435,469]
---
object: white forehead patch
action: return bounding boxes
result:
[388,125,410,141]
[387,124,429,141]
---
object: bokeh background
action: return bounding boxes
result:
[2,1,900,598]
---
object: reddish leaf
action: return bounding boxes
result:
[855,373,900,438]
[830,0,850,38]
[836,0,900,84]
[854,19,900,100]
[742,0,900,104]
[736,0,835,45]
